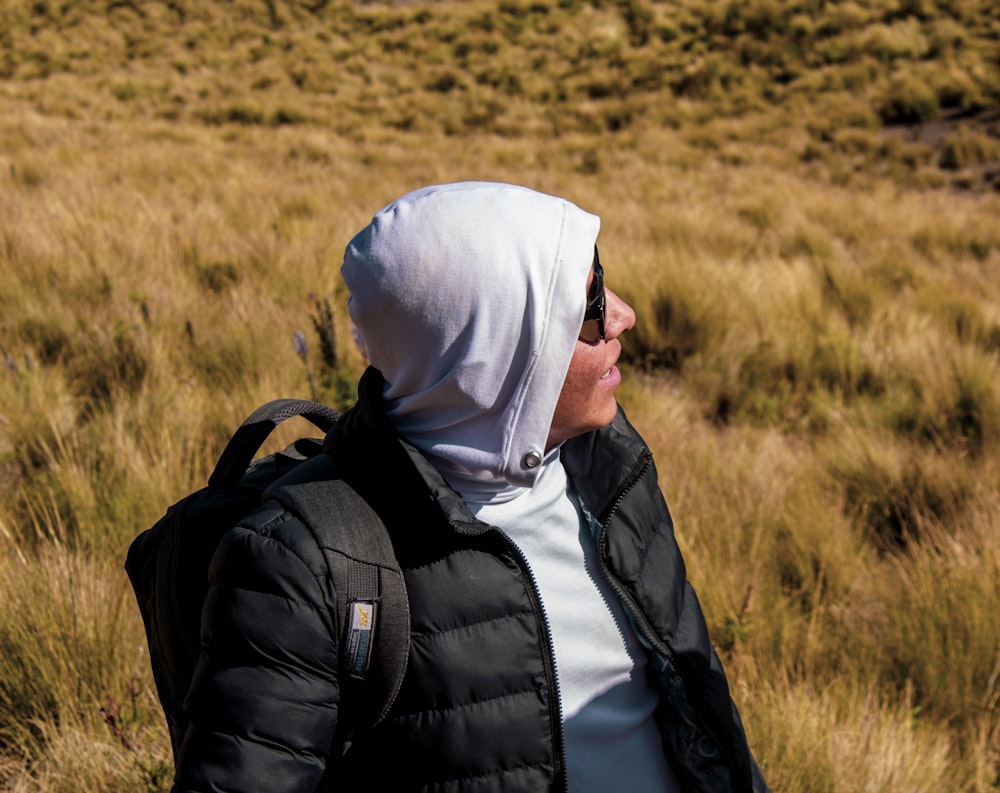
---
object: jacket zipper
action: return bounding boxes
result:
[595,455,675,658]
[475,522,568,793]
[597,453,738,785]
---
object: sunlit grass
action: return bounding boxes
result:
[0,1,998,790]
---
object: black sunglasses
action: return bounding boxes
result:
[579,246,606,343]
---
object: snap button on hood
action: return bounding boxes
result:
[522,451,543,469]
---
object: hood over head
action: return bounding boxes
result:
[341,181,599,497]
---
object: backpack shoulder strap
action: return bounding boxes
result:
[268,458,409,732]
[208,399,341,489]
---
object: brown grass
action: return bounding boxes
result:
[1,1,998,789]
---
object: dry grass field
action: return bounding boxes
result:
[1,1,998,790]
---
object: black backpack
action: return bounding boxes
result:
[125,398,409,762]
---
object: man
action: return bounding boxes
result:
[174,182,769,792]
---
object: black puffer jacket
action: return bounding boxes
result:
[174,370,769,793]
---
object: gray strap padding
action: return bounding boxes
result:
[209,399,340,489]
[270,471,409,730]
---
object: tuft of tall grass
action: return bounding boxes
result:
[0,713,170,793]
[825,429,977,551]
[748,678,964,793]
[878,72,941,125]
[875,326,1000,457]
[0,539,165,770]
[864,505,1000,733]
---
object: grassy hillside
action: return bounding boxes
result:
[2,0,999,186]
[1,1,998,791]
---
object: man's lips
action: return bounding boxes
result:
[599,341,623,381]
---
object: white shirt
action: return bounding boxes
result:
[472,455,680,793]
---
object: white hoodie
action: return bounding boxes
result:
[342,182,678,792]
[342,181,598,498]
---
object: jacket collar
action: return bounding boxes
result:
[561,407,653,525]
[333,367,652,534]
[331,367,483,532]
